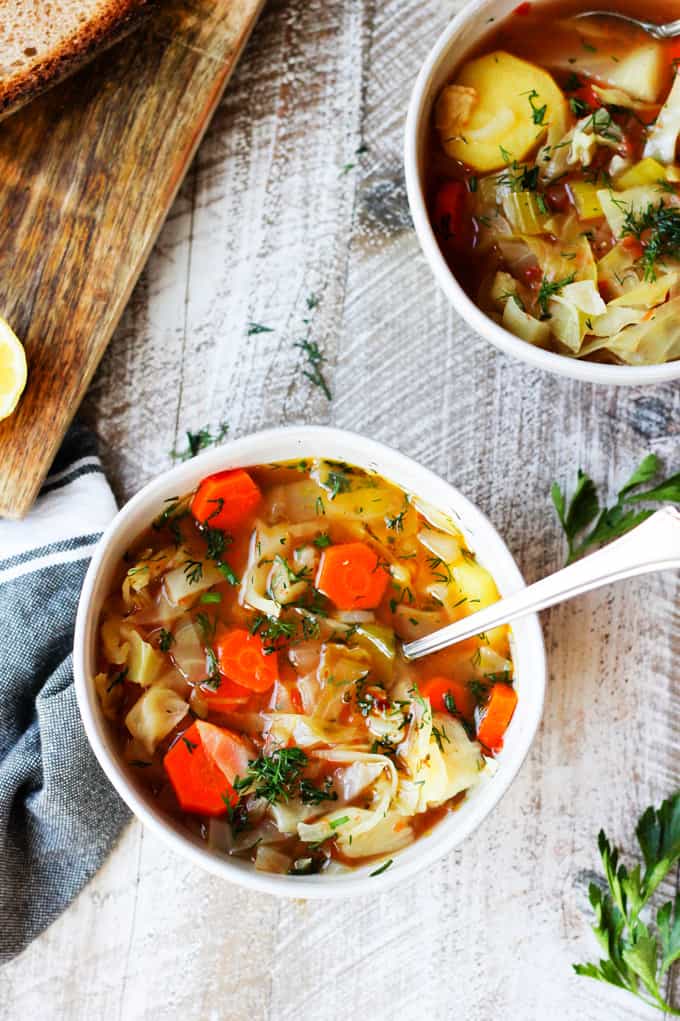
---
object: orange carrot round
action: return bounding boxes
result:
[476,684,518,751]
[191,468,261,531]
[215,628,278,692]
[315,542,389,610]
[420,676,476,720]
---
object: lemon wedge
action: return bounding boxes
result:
[0,316,27,420]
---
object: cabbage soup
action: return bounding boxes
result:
[428,0,680,365]
[95,460,516,877]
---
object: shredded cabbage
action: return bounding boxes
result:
[645,74,680,164]
[125,687,188,753]
[503,296,550,346]
[580,298,680,364]
[597,186,668,240]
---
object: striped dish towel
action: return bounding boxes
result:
[0,424,129,965]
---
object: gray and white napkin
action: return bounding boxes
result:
[0,424,129,965]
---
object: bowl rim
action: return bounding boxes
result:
[74,424,547,898]
[403,0,680,386]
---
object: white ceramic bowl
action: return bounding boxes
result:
[404,0,680,386]
[74,426,546,898]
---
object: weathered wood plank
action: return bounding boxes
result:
[0,0,264,519]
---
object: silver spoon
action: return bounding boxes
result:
[403,507,680,660]
[575,11,680,40]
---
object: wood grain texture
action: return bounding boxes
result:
[0,0,264,519]
[1,0,679,1018]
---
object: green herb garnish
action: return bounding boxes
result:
[574,791,680,1015]
[234,747,336,806]
[170,422,228,462]
[620,200,680,282]
[552,454,680,564]
[106,668,127,693]
[536,272,576,317]
[369,859,393,877]
[158,629,174,652]
[183,559,203,585]
[525,88,547,125]
[295,338,332,400]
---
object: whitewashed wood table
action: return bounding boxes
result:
[1,1,678,1018]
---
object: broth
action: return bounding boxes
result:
[94,459,516,877]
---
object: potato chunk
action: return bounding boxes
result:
[436,51,567,173]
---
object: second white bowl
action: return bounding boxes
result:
[404,0,680,386]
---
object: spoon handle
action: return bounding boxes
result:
[403,507,680,660]
[657,18,680,39]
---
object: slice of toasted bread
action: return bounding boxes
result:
[0,0,154,120]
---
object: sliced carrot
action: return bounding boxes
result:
[201,676,251,711]
[191,469,261,531]
[215,627,279,692]
[622,235,644,260]
[163,721,248,814]
[195,720,250,789]
[290,685,303,713]
[315,542,389,610]
[420,676,476,720]
[476,684,518,752]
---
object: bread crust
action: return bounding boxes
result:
[0,0,155,120]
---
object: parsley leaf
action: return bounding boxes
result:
[574,791,680,1015]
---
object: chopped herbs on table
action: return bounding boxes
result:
[295,337,332,401]
[552,453,680,564]
[574,791,680,1016]
[170,422,229,462]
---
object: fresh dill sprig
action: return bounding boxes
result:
[170,422,229,462]
[295,338,332,401]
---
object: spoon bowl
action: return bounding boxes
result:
[575,11,680,40]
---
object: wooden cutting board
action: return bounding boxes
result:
[0,0,264,519]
